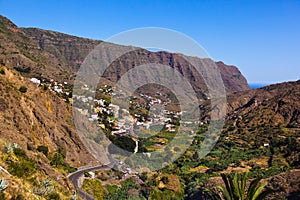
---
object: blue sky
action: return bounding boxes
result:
[0,0,299,84]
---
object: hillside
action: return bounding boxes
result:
[0,14,299,200]
[0,66,98,199]
[0,15,249,95]
[189,80,300,199]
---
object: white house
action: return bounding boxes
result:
[263,142,270,147]
[30,78,41,85]
[87,171,95,179]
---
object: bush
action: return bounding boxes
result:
[50,153,64,167]
[7,158,36,178]
[19,86,27,93]
[57,146,66,159]
[63,165,76,173]
[0,192,5,200]
[10,194,25,200]
[13,148,27,160]
[37,145,49,157]
[6,147,36,178]
[0,68,5,75]
[42,84,48,91]
[82,179,105,200]
[46,192,60,200]
[161,176,169,184]
[139,172,148,182]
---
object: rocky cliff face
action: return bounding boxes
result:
[0,67,95,166]
[200,79,300,127]
[226,80,300,128]
[0,15,249,95]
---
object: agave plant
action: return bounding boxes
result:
[4,142,20,153]
[0,178,8,192]
[42,179,52,188]
[34,179,54,196]
[208,172,274,200]
[4,143,13,153]
[12,143,20,149]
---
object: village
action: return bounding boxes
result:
[30,77,202,139]
[30,77,203,162]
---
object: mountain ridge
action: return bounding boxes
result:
[0,14,249,95]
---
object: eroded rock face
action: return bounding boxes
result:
[1,15,249,96]
[0,69,95,167]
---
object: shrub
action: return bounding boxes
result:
[50,153,64,167]
[7,158,36,178]
[19,86,27,93]
[63,165,76,173]
[82,179,105,200]
[42,84,48,91]
[37,145,49,157]
[13,148,27,160]
[57,146,66,159]
[10,194,25,200]
[0,68,5,75]
[0,192,5,200]
[139,172,148,182]
[161,176,169,184]
[46,192,60,200]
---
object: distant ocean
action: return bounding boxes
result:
[249,83,268,89]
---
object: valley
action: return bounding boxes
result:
[0,14,299,200]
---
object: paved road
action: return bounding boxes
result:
[68,164,113,200]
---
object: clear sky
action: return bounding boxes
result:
[0,0,299,84]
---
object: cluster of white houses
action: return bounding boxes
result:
[72,86,184,136]
[30,78,198,137]
[30,77,72,102]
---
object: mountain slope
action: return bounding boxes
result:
[0,15,249,95]
[0,66,96,199]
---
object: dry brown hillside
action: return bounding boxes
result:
[0,66,95,199]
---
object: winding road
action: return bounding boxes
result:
[68,163,115,200]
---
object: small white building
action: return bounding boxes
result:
[30,78,41,85]
[91,114,98,121]
[263,142,270,147]
[87,171,95,179]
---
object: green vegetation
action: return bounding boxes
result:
[0,68,5,75]
[50,153,64,167]
[82,179,105,200]
[104,178,144,200]
[208,172,274,200]
[14,66,31,73]
[34,179,54,197]
[0,192,5,200]
[149,188,182,200]
[50,147,76,173]
[6,148,36,178]
[10,194,25,200]
[37,145,49,156]
[108,136,136,154]
[46,192,61,200]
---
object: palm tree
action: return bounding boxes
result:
[208,172,274,200]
